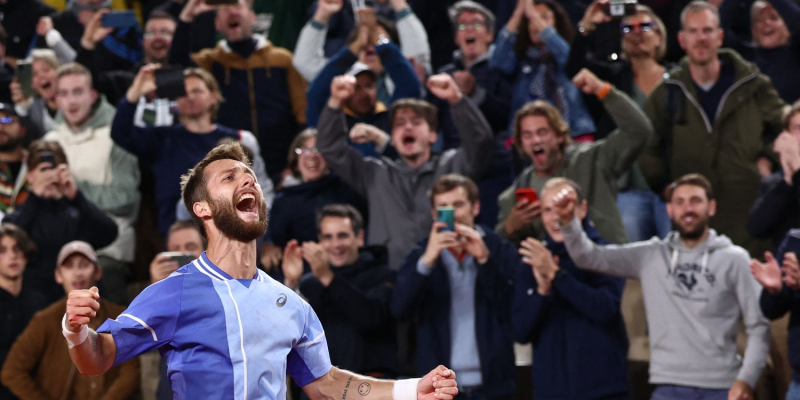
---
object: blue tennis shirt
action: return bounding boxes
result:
[97,252,332,399]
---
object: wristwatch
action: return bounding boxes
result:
[375,34,390,46]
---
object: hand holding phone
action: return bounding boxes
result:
[436,207,454,232]
[101,11,138,29]
[15,61,33,99]
[515,188,538,204]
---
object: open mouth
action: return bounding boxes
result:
[465,37,476,45]
[228,20,241,29]
[236,192,258,216]
[402,135,415,146]
[40,81,52,91]
[532,146,545,156]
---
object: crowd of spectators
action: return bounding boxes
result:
[2,0,800,399]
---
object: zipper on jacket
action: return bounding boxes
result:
[665,71,757,134]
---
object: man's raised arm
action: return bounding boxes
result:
[303,365,458,400]
[63,286,117,375]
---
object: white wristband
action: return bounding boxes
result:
[61,313,89,349]
[393,378,420,400]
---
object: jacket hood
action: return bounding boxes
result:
[220,34,270,54]
[55,95,116,133]
[668,48,759,85]
[664,229,732,253]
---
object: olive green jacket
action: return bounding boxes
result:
[496,88,653,244]
[640,48,785,252]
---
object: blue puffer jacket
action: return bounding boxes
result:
[490,27,596,137]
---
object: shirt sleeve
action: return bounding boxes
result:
[287,300,332,387]
[97,274,184,366]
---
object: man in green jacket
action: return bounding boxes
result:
[640,1,786,256]
[496,68,653,245]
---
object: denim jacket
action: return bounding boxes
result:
[490,26,596,137]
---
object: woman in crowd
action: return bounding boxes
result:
[490,0,595,140]
[10,49,61,139]
[261,128,368,274]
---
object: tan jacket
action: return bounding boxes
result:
[0,298,140,400]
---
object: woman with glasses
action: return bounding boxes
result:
[260,128,368,276]
[490,0,596,141]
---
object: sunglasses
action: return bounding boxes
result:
[621,21,656,34]
[294,147,319,156]
[0,117,17,125]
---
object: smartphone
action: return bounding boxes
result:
[515,188,538,204]
[785,230,800,255]
[436,207,454,232]
[161,251,195,266]
[601,0,637,18]
[205,0,238,5]
[101,11,138,29]
[16,61,33,98]
[155,67,187,100]
[39,151,55,170]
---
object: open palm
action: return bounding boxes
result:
[750,252,782,293]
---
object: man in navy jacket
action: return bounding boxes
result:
[513,177,629,400]
[392,173,517,400]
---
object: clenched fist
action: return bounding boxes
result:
[65,286,100,333]
[572,68,608,96]
[328,75,357,109]
[427,74,463,104]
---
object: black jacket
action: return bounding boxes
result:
[0,287,47,400]
[299,246,397,375]
[391,227,517,399]
[747,170,800,251]
[5,191,118,303]
[0,0,54,59]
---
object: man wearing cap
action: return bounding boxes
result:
[0,104,35,216]
[0,241,140,400]
[305,11,421,159]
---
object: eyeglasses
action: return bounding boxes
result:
[0,117,17,125]
[457,23,485,31]
[621,21,656,34]
[144,31,174,39]
[294,147,319,156]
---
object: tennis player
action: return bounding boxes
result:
[62,143,458,400]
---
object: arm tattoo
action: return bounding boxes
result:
[358,383,371,396]
[341,375,354,400]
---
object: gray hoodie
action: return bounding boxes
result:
[561,218,770,389]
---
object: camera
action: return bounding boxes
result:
[602,0,637,18]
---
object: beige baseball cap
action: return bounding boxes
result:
[56,241,98,267]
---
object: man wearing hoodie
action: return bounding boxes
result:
[170,0,306,182]
[557,173,770,400]
[513,177,629,400]
[43,62,139,305]
[282,204,396,376]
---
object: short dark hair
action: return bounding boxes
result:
[27,140,68,170]
[390,99,439,132]
[667,173,715,201]
[316,204,364,235]
[428,173,479,206]
[180,142,253,239]
[147,9,176,24]
[0,223,36,260]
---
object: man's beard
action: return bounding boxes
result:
[0,135,23,152]
[209,194,268,242]
[672,213,709,240]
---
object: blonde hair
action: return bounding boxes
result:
[622,5,668,61]
[30,49,60,70]
[513,100,570,157]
